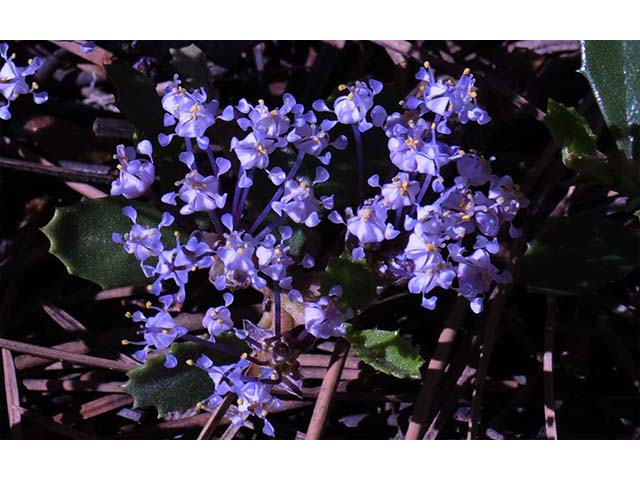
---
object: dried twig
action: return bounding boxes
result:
[220,422,243,440]
[42,304,139,366]
[305,338,350,439]
[15,340,91,370]
[0,155,114,184]
[17,407,92,439]
[0,338,131,372]
[406,295,467,439]
[425,366,476,440]
[197,394,236,440]
[22,378,124,393]
[467,284,511,439]
[543,297,558,440]
[2,349,23,438]
[53,394,131,423]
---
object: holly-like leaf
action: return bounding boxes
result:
[517,216,639,296]
[321,251,377,312]
[123,342,212,417]
[545,99,614,185]
[346,327,424,380]
[42,197,180,289]
[545,98,597,155]
[580,41,640,164]
[106,61,165,140]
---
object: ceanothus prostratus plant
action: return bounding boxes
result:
[108,62,526,435]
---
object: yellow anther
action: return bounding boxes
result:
[236,247,245,255]
[405,137,417,149]
[216,318,225,324]
[423,61,430,69]
[161,329,171,335]
[31,82,39,90]
[461,214,472,222]
[209,309,218,317]
[116,164,123,170]
[191,266,197,271]
[10,53,16,60]
[274,248,282,256]
[190,104,201,113]
[258,99,265,105]
[125,311,133,318]
[337,84,347,91]
[431,122,436,130]
[458,149,465,155]
[347,92,354,101]
[270,109,278,116]
[145,301,153,309]
[426,243,438,252]
[121,339,130,345]
[426,268,434,275]
[28,58,34,65]
[186,359,194,366]
[196,402,204,409]
[241,352,248,359]
[463,67,471,75]
[174,231,180,237]
[146,284,154,292]
[237,398,244,405]
[469,91,477,99]
[361,208,373,221]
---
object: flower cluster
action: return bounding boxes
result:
[112,62,525,435]
[113,84,352,435]
[328,63,526,313]
[0,43,48,120]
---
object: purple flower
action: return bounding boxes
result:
[110,141,155,199]
[346,201,399,244]
[211,229,265,290]
[160,77,233,148]
[126,307,187,367]
[378,173,420,209]
[112,206,173,262]
[202,292,235,338]
[272,178,325,227]
[304,290,351,339]
[452,247,511,313]
[0,43,47,120]
[255,234,295,284]
[407,253,456,310]
[231,130,281,170]
[167,168,226,215]
[234,381,281,436]
[313,79,383,132]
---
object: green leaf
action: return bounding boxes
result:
[517,216,639,296]
[106,61,165,140]
[42,197,181,289]
[321,251,377,312]
[346,327,424,380]
[580,40,640,164]
[545,98,597,155]
[123,342,212,417]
